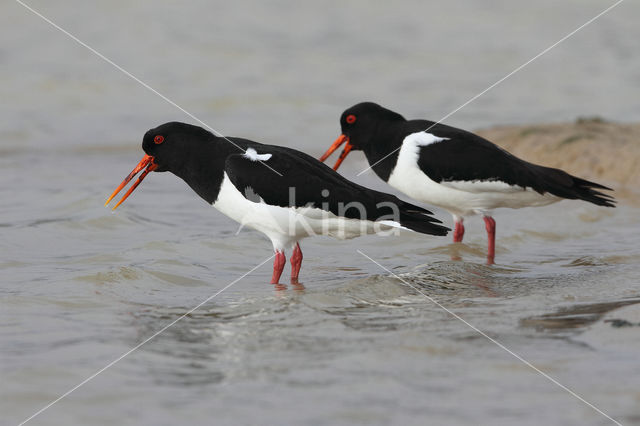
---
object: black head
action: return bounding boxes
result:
[141,121,213,172]
[105,121,216,210]
[339,102,405,149]
[319,102,405,171]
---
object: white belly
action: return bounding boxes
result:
[213,174,401,250]
[387,132,560,217]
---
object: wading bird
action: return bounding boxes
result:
[320,102,615,263]
[106,122,449,284]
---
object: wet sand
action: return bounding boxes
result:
[477,118,640,198]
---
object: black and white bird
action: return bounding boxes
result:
[105,122,449,284]
[319,102,615,263]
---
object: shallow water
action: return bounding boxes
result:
[2,1,640,425]
[3,148,640,426]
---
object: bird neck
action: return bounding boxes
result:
[170,137,246,204]
[360,122,404,182]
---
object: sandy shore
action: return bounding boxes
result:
[476,118,640,200]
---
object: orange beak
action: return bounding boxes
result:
[319,134,353,171]
[104,154,158,210]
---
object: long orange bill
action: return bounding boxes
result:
[319,134,352,170]
[332,142,353,171]
[104,154,158,210]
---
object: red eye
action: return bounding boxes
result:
[346,114,356,124]
[154,135,164,144]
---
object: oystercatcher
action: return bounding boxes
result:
[320,102,615,263]
[105,122,449,284]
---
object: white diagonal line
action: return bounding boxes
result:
[357,0,624,176]
[357,249,622,426]
[18,254,275,426]
[15,0,283,177]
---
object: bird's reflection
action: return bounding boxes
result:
[272,282,287,292]
[467,268,498,297]
[447,243,463,262]
[271,281,306,293]
[446,243,495,265]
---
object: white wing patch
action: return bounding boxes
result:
[393,131,449,175]
[243,147,272,162]
[406,131,449,147]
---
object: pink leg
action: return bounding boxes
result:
[453,218,465,243]
[290,243,303,284]
[270,250,286,284]
[483,216,496,264]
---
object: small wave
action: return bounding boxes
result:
[521,298,640,332]
[75,266,144,284]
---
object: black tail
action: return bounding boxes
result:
[569,176,616,207]
[397,201,450,236]
[535,165,616,207]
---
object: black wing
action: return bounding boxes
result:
[414,121,615,207]
[224,145,450,236]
